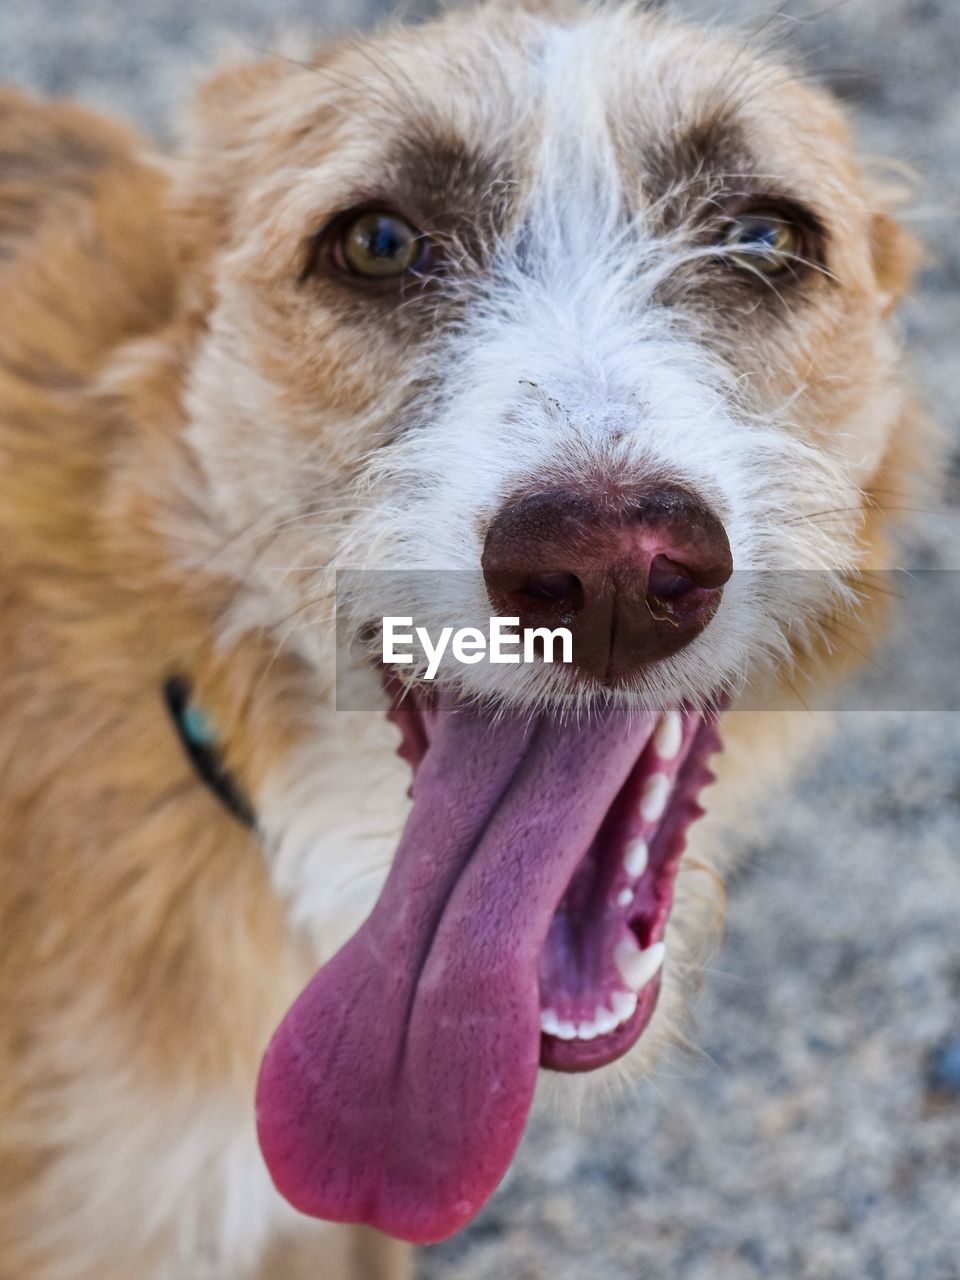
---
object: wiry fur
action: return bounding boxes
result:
[0,3,927,1277]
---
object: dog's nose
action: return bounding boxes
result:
[481,485,732,683]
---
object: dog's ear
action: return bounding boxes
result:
[869,206,922,316]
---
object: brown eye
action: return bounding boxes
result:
[720,210,804,276]
[335,209,428,280]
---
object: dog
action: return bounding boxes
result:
[0,1,929,1276]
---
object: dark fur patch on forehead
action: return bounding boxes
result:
[384,132,517,269]
[640,113,756,226]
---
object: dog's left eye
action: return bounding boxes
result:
[718,210,804,276]
[329,208,430,281]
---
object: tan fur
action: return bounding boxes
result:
[0,87,352,1279]
[0,6,928,1277]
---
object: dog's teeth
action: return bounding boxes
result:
[654,709,683,761]
[545,1002,636,1042]
[623,836,649,878]
[640,772,671,823]
[545,994,641,1044]
[616,887,634,908]
[575,1007,617,1040]
[592,1006,620,1035]
[610,990,639,1024]
[540,1009,562,1037]
[614,936,666,992]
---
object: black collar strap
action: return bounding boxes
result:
[163,677,257,829]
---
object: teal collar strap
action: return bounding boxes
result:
[163,677,256,829]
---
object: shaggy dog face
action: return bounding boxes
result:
[180,5,906,699]
[143,1,919,1243]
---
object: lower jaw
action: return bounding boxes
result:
[540,975,661,1072]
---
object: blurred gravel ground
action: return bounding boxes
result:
[2,1,958,1276]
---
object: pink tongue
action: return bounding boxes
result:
[256,694,656,1243]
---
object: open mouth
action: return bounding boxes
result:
[381,682,719,1073]
[256,679,721,1243]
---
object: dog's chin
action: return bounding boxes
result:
[255,668,724,1243]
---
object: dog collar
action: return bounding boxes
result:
[163,677,257,829]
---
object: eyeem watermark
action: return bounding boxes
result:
[335,568,960,711]
[383,616,573,680]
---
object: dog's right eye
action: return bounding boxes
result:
[307,207,432,285]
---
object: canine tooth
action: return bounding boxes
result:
[617,887,634,908]
[623,837,649,878]
[640,772,670,823]
[614,936,666,992]
[610,990,639,1024]
[654,709,683,761]
[540,1009,562,1037]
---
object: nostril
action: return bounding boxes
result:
[520,571,582,606]
[647,555,698,603]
